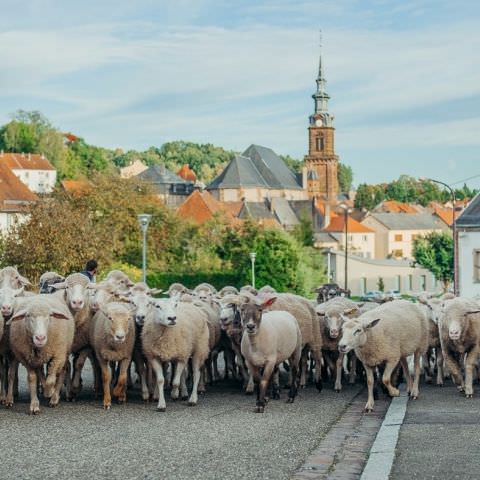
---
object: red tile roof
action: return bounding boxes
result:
[177,164,197,182]
[323,213,375,234]
[0,162,38,211]
[64,132,79,143]
[380,200,419,214]
[61,179,92,196]
[1,152,55,171]
[177,190,240,225]
[224,201,243,217]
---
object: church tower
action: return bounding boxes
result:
[304,38,339,200]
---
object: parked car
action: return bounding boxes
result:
[360,290,385,302]
[385,289,402,300]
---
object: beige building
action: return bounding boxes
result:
[361,213,448,259]
[327,250,441,297]
[120,159,148,179]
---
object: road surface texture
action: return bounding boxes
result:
[0,364,363,480]
[391,382,480,480]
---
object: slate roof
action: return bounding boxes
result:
[137,165,191,185]
[456,193,480,228]
[208,144,302,191]
[367,213,446,230]
[270,198,300,227]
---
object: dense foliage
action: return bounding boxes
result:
[355,175,477,211]
[412,232,453,291]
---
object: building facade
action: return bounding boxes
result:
[303,45,339,201]
[456,193,480,297]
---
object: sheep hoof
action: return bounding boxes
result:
[255,406,265,413]
[245,390,254,396]
[157,407,166,412]
[411,395,418,400]
[0,399,6,405]
[437,383,444,387]
[286,397,294,404]
[315,381,323,392]
[272,393,280,400]
[5,401,14,408]
[30,407,41,415]
[334,388,341,393]
[466,393,473,399]
[103,404,111,410]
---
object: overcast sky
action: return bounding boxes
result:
[1,0,480,187]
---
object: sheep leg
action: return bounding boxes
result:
[112,358,130,404]
[334,353,344,392]
[64,359,73,401]
[348,353,357,385]
[150,358,167,411]
[245,372,254,395]
[180,369,188,400]
[134,349,149,402]
[464,348,480,398]
[382,359,401,398]
[26,368,41,415]
[436,348,444,386]
[198,367,206,394]
[71,348,90,397]
[0,356,5,404]
[5,358,18,408]
[171,361,186,400]
[187,355,203,407]
[272,367,280,400]
[257,362,275,413]
[443,349,464,391]
[312,350,323,392]
[287,351,301,403]
[400,357,413,395]
[98,358,112,410]
[50,364,67,407]
[411,352,422,399]
[212,350,220,382]
[44,356,64,399]
[364,365,375,412]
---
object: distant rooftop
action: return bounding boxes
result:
[367,212,446,231]
[1,152,55,171]
[456,193,480,228]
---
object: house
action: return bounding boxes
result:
[1,151,56,193]
[373,200,420,214]
[136,164,194,207]
[456,193,480,297]
[177,164,197,182]
[0,162,38,234]
[361,212,448,259]
[237,201,280,228]
[176,190,238,225]
[120,159,148,179]
[317,213,375,259]
[207,144,307,202]
[327,249,441,297]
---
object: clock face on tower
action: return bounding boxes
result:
[315,118,324,127]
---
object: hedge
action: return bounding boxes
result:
[147,271,244,291]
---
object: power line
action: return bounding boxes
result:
[450,173,480,186]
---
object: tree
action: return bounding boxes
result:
[355,184,378,210]
[280,154,302,174]
[292,214,314,247]
[338,163,353,193]
[412,232,453,291]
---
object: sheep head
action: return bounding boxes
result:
[316,303,360,339]
[100,303,133,344]
[239,295,277,336]
[0,286,24,318]
[338,317,380,353]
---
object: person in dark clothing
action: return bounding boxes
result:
[80,259,98,282]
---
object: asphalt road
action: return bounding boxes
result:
[0,363,362,480]
[391,382,480,480]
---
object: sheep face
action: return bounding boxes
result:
[130,292,151,326]
[338,318,380,353]
[9,302,69,348]
[90,282,118,312]
[102,304,132,344]
[0,266,31,289]
[54,274,90,311]
[105,271,134,293]
[426,298,445,325]
[317,305,359,339]
[239,296,276,336]
[152,299,178,327]
[0,286,24,317]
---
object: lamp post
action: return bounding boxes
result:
[424,178,458,295]
[250,252,256,289]
[138,214,152,283]
[339,204,353,292]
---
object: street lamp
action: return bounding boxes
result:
[250,252,256,289]
[423,178,458,295]
[138,214,152,283]
[339,204,353,292]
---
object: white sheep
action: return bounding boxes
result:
[338,300,429,412]
[141,297,210,411]
[7,295,74,414]
[238,295,302,413]
[0,266,32,289]
[439,297,480,398]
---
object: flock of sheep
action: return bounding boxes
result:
[0,265,479,415]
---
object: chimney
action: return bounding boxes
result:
[324,203,331,228]
[302,166,308,189]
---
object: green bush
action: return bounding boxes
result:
[147,271,243,291]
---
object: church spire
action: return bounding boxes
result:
[311,31,333,126]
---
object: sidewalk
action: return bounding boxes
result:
[390,383,480,479]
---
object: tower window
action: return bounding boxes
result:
[316,136,325,151]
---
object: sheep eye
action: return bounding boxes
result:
[354,329,361,335]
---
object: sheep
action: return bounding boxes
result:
[237,294,302,413]
[316,297,360,391]
[439,297,480,398]
[89,302,136,409]
[0,266,32,289]
[0,286,25,318]
[39,272,66,294]
[130,282,162,296]
[338,300,429,412]
[141,297,210,411]
[104,270,134,293]
[240,285,258,295]
[167,282,190,297]
[194,283,217,295]
[257,285,276,295]
[218,286,239,297]
[6,295,74,414]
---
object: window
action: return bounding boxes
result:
[474,250,480,283]
[362,235,368,241]
[25,171,29,179]
[394,234,403,242]
[420,275,427,291]
[361,277,367,294]
[393,249,403,257]
[316,136,325,151]
[411,234,418,241]
[408,274,413,291]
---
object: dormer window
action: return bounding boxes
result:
[316,136,325,151]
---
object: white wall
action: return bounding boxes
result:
[458,230,480,298]
[12,169,56,193]
[0,211,27,234]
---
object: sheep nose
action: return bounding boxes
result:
[246,324,255,331]
[71,299,84,309]
[330,329,339,337]
[115,333,125,342]
[136,315,145,323]
[167,316,176,324]
[1,305,11,314]
[35,335,46,343]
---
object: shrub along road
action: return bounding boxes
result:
[0,366,363,480]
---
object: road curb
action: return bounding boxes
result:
[360,390,409,480]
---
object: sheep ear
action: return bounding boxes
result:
[149,288,163,295]
[356,302,365,309]
[343,307,359,317]
[261,296,277,308]
[14,286,25,296]
[465,310,480,316]
[18,275,32,287]
[52,282,67,290]
[7,310,27,324]
[365,318,381,329]
[50,310,70,320]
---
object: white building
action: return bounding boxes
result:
[1,151,56,193]
[327,249,441,297]
[457,193,480,298]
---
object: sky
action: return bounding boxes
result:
[1,0,480,187]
